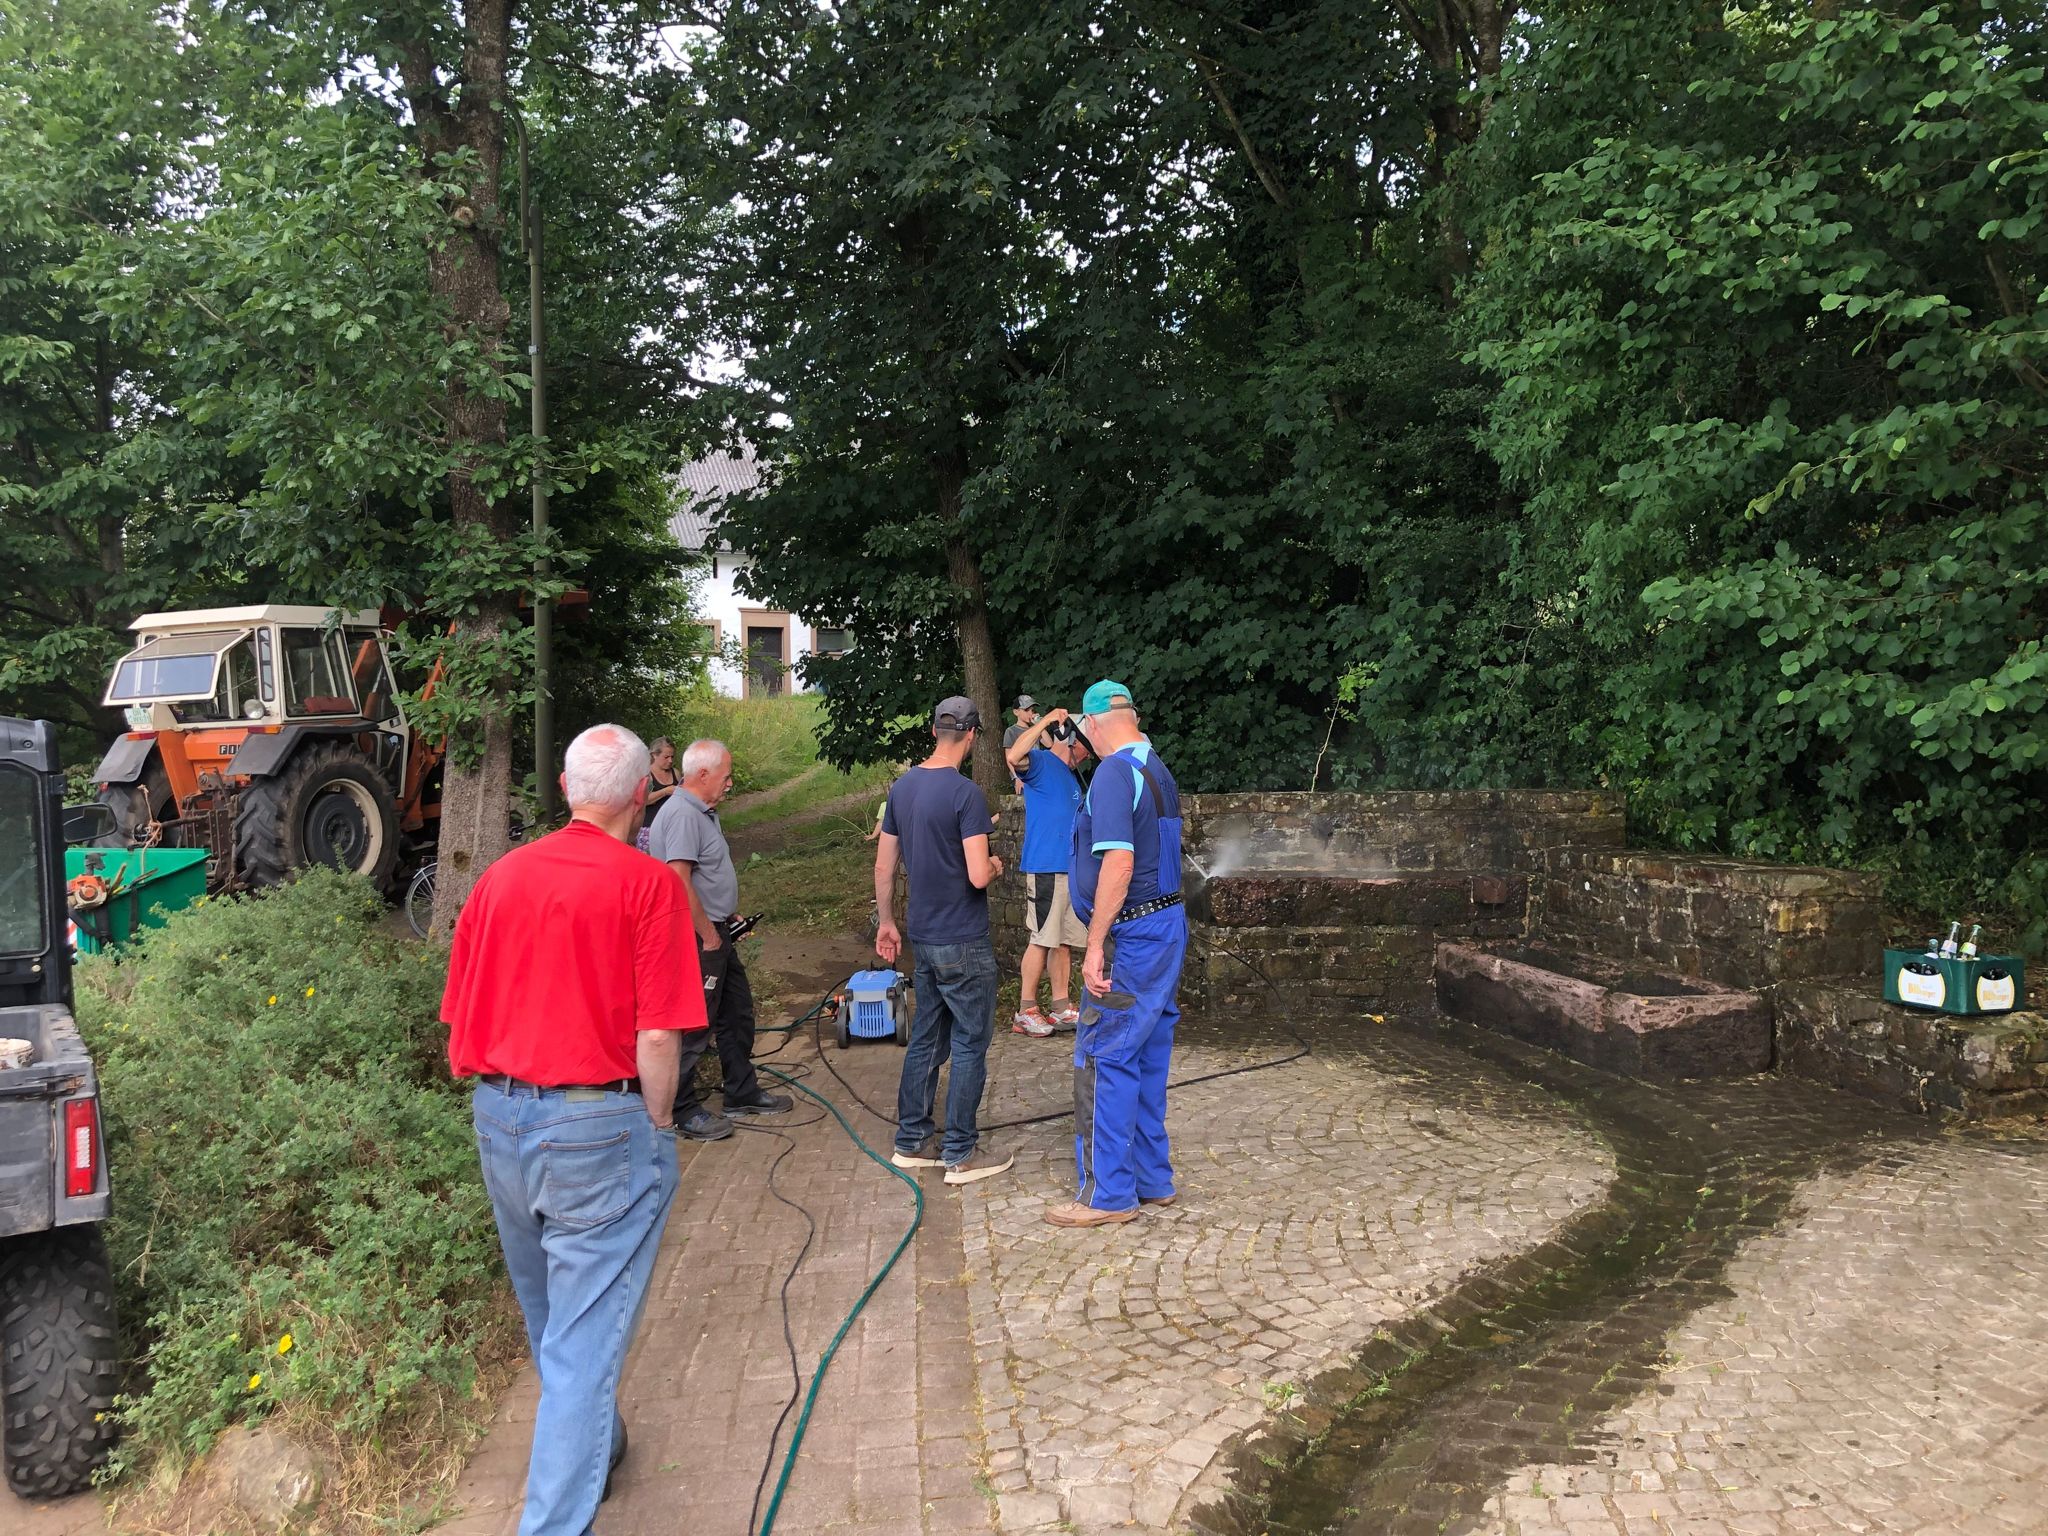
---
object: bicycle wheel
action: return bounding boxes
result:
[404,862,437,939]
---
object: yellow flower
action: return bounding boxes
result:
[267,995,278,1006]
[304,986,316,997]
[247,1373,263,1391]
[277,1333,294,1356]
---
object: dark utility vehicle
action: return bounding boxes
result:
[0,718,118,1497]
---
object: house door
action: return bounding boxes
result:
[745,623,786,697]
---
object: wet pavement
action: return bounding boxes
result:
[432,981,2048,1536]
[24,984,2047,1536]
[966,1012,1613,1534]
[1181,1018,1916,1536]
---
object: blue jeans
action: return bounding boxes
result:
[895,935,999,1164]
[473,1081,679,1536]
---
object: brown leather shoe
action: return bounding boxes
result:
[1044,1201,1139,1227]
[1140,1194,1177,1207]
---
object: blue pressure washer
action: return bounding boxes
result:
[831,968,912,1049]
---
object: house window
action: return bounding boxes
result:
[813,627,852,656]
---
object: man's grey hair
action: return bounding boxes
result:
[564,724,651,809]
[681,738,730,779]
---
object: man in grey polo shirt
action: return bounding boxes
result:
[646,737,792,1140]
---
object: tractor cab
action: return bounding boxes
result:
[94,606,443,891]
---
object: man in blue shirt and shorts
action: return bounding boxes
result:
[874,696,1014,1186]
[1004,705,1089,1037]
[1051,679,1189,1228]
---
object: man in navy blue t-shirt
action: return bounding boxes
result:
[874,696,1013,1186]
[1052,679,1188,1230]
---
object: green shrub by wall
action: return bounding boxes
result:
[73,870,517,1492]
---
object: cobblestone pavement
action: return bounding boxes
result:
[963,1015,1614,1536]
[432,986,2048,1536]
[1472,1131,2048,1536]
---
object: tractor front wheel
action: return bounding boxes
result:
[235,743,401,891]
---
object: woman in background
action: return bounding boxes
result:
[638,737,680,850]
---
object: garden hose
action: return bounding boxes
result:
[731,936,1303,1535]
[744,1056,924,1536]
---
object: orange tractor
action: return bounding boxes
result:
[91,606,444,891]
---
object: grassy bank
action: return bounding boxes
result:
[652,690,897,831]
[75,871,518,1530]
[651,692,830,795]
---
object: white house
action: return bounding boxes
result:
[671,444,852,698]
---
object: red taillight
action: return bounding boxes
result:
[64,1099,99,1198]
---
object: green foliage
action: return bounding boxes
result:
[1461,1,2048,941]
[0,0,244,755]
[680,1,1488,791]
[1,0,702,765]
[74,871,516,1485]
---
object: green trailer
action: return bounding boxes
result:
[63,847,210,954]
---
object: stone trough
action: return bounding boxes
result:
[990,786,2036,1112]
[1434,941,1772,1080]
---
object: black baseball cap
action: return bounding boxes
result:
[934,695,982,730]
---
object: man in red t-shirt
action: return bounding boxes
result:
[443,723,706,1535]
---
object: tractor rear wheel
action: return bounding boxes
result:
[97,761,173,846]
[235,743,401,891]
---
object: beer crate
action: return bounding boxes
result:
[1882,948,2026,1017]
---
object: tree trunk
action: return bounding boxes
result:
[394,0,523,939]
[936,455,1004,801]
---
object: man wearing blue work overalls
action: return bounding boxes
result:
[1049,679,1189,1229]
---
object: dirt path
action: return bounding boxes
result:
[725,783,883,859]
[720,762,829,816]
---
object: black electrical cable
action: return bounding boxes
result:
[772,934,1313,1130]
[702,927,1312,1535]
[729,1112,828,1536]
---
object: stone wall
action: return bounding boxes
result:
[989,790,1622,1011]
[1535,848,1882,990]
[1774,980,2048,1119]
[1195,873,1527,1016]
[1184,790,1624,876]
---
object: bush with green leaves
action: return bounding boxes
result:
[1462,2,2048,943]
[73,870,516,1487]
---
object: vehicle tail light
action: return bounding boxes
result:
[64,1098,100,1197]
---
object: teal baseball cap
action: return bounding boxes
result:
[1079,679,1134,716]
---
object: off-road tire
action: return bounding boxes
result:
[235,742,401,892]
[0,1226,120,1498]
[96,761,173,846]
